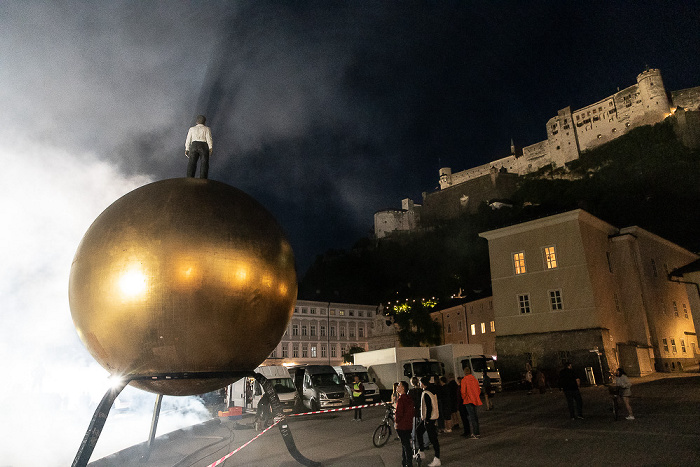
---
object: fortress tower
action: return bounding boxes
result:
[636,68,671,124]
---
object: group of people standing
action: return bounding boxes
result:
[391,365,490,467]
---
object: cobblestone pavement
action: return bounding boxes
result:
[91,373,700,466]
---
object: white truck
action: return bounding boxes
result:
[333,364,381,403]
[429,344,502,392]
[352,347,445,398]
[227,365,298,414]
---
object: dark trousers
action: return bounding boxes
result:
[465,403,480,435]
[564,390,583,418]
[353,395,364,419]
[416,419,440,459]
[397,429,413,467]
[459,403,471,435]
[187,141,210,179]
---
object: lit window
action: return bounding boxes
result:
[514,252,526,275]
[671,338,677,353]
[490,321,495,332]
[292,324,299,336]
[662,338,669,352]
[550,290,563,310]
[470,324,476,335]
[339,310,345,316]
[518,294,531,314]
[330,309,336,316]
[481,322,486,334]
[544,246,557,269]
[311,346,317,358]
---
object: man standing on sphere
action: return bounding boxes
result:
[185,115,213,179]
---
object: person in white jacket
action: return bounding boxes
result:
[615,368,634,420]
[416,376,442,466]
[185,115,213,179]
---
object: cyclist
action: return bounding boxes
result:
[394,381,414,467]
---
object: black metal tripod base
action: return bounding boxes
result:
[71,371,322,467]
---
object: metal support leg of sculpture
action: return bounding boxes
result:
[140,393,163,463]
[253,373,322,467]
[72,377,131,467]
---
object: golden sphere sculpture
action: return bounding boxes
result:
[69,178,297,396]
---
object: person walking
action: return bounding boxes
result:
[559,361,583,419]
[394,381,414,467]
[482,370,494,410]
[185,114,213,179]
[615,368,634,420]
[416,377,441,466]
[351,375,365,421]
[460,365,482,439]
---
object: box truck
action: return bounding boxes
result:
[333,364,381,403]
[288,364,350,411]
[352,347,445,398]
[429,344,502,392]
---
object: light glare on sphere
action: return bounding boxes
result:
[69,178,297,396]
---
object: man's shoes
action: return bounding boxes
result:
[470,434,479,439]
[428,458,442,466]
[576,416,584,419]
[626,415,635,420]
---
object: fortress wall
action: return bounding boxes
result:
[672,86,700,111]
[374,209,415,239]
[441,154,518,187]
[521,140,549,171]
[546,108,580,168]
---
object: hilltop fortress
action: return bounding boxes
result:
[375,68,700,239]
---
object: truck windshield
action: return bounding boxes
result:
[467,358,497,372]
[345,372,370,383]
[311,373,341,387]
[270,378,296,393]
[412,361,443,377]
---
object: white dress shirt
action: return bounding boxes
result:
[185,124,213,153]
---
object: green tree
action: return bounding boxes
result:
[387,299,442,347]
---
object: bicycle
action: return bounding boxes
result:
[372,402,394,447]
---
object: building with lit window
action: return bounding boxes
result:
[263,300,377,366]
[479,209,699,382]
[430,296,496,357]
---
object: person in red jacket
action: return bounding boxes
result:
[394,381,415,467]
[460,364,483,438]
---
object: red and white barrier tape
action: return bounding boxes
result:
[206,402,385,466]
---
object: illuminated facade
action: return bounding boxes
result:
[430,296,496,356]
[263,300,377,367]
[479,209,699,382]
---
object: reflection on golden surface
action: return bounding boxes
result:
[69,178,297,395]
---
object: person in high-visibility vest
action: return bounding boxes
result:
[351,375,365,421]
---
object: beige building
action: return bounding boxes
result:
[430,296,497,356]
[263,300,377,367]
[479,209,699,383]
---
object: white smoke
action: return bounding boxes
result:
[0,130,211,466]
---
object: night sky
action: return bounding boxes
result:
[1,1,699,464]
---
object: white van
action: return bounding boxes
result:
[227,365,298,413]
[333,365,381,403]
